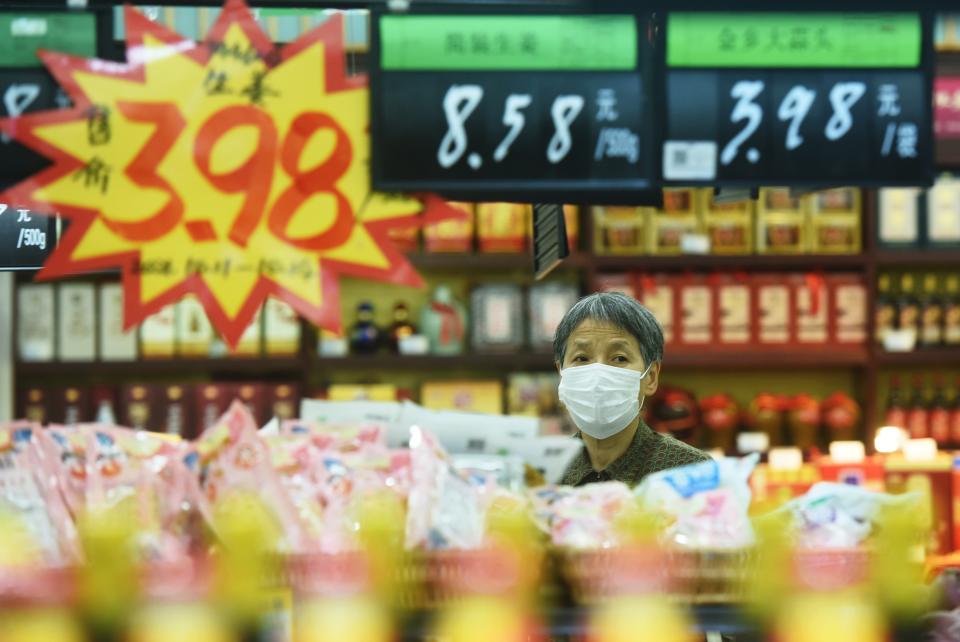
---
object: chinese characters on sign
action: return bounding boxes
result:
[0,1,460,344]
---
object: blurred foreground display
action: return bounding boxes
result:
[0,401,946,641]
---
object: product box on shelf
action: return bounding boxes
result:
[792,275,830,346]
[636,274,675,345]
[176,296,213,358]
[816,455,886,491]
[809,188,862,254]
[17,386,49,424]
[421,380,504,414]
[749,463,819,515]
[885,455,955,555]
[528,283,579,352]
[121,384,163,432]
[470,284,524,353]
[235,383,267,428]
[476,203,529,253]
[753,274,794,346]
[99,283,137,361]
[57,386,91,426]
[424,202,474,252]
[263,298,301,356]
[195,383,233,434]
[140,305,177,359]
[267,383,300,422]
[714,274,753,346]
[327,384,398,402]
[828,274,868,346]
[563,204,580,250]
[952,460,960,552]
[215,309,263,357]
[926,177,960,248]
[57,283,96,362]
[648,189,701,255]
[700,189,754,255]
[594,273,637,299]
[17,283,55,361]
[592,206,647,255]
[677,274,713,347]
[161,384,194,437]
[507,372,561,416]
[387,225,419,253]
[878,188,922,248]
[757,188,809,254]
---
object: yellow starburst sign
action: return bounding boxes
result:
[1,1,459,346]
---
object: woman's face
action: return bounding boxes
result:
[558,318,659,398]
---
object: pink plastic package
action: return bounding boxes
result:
[193,401,308,552]
[84,426,212,561]
[264,425,411,553]
[0,422,81,565]
[45,426,88,519]
[280,419,387,454]
[528,482,634,549]
[405,427,484,550]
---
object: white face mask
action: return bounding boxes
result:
[558,362,653,440]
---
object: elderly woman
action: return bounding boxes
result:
[555,292,708,487]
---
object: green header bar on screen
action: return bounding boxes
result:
[0,13,97,67]
[667,13,921,68]
[380,15,637,71]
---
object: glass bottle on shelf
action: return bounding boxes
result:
[388,301,417,353]
[897,273,920,341]
[919,273,943,349]
[875,273,896,346]
[944,275,960,347]
[349,301,381,355]
[929,374,951,447]
[951,375,960,446]
[883,376,907,429]
[905,375,928,440]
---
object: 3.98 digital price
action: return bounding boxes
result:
[722,79,865,166]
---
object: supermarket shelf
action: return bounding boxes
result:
[874,348,960,367]
[592,254,867,271]
[874,249,960,267]
[666,348,870,369]
[406,252,590,271]
[313,352,558,371]
[15,357,305,378]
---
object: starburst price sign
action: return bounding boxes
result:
[0,0,459,346]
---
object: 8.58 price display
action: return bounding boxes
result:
[371,13,655,201]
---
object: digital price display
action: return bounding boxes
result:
[371,14,656,202]
[663,13,933,186]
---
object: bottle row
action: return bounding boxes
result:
[878,177,960,249]
[16,375,567,438]
[596,272,867,350]
[876,271,960,351]
[18,381,301,439]
[594,187,862,256]
[882,374,960,448]
[16,283,302,361]
[15,281,582,362]
[333,283,579,357]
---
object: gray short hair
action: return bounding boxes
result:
[553,292,664,366]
